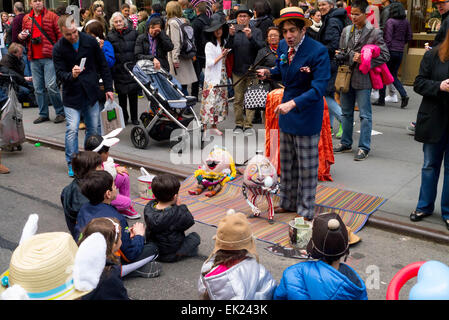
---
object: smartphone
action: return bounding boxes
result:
[79,57,86,70]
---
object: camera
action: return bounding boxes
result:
[31,36,42,44]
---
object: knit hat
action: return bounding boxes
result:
[209,209,258,261]
[306,212,349,260]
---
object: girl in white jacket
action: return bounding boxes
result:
[199,17,231,136]
[198,210,277,300]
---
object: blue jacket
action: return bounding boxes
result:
[273,260,368,300]
[75,203,145,263]
[102,40,115,69]
[270,36,330,136]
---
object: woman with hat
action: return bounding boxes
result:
[198,210,277,300]
[274,212,368,300]
[200,16,231,136]
[257,7,330,221]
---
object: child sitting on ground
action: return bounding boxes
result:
[198,209,277,300]
[144,173,201,262]
[78,217,129,300]
[61,151,103,238]
[85,129,140,220]
[76,170,162,279]
[273,212,368,300]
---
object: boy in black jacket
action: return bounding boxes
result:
[144,174,201,262]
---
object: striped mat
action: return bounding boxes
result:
[133,175,386,248]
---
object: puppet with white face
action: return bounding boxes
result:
[242,153,279,224]
[189,146,237,197]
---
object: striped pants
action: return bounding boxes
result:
[279,132,320,219]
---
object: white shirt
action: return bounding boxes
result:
[204,41,224,85]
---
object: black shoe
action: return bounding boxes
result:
[372,100,385,106]
[354,148,369,161]
[132,120,140,125]
[54,114,66,123]
[333,144,352,153]
[233,126,244,134]
[400,96,409,108]
[33,116,50,124]
[410,210,432,222]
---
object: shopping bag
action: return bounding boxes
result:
[100,99,125,136]
[0,84,25,148]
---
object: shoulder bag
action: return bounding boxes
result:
[335,26,354,94]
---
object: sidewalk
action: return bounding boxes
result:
[21,87,449,239]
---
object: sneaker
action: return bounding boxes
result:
[0,164,10,174]
[68,164,74,178]
[400,96,409,109]
[233,126,243,134]
[371,90,379,100]
[406,121,416,135]
[54,114,66,124]
[385,94,398,103]
[120,206,141,219]
[333,143,352,153]
[126,261,162,278]
[33,116,50,124]
[335,123,343,139]
[354,148,369,161]
[244,127,255,136]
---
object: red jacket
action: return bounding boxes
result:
[21,7,62,60]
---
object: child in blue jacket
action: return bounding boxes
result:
[76,170,162,279]
[274,212,368,300]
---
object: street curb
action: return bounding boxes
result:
[26,135,449,245]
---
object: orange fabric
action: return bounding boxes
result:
[264,89,334,181]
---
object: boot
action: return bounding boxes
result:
[400,96,409,109]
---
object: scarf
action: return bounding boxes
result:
[269,44,278,59]
[148,34,157,56]
[310,19,322,33]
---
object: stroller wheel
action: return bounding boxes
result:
[130,125,150,149]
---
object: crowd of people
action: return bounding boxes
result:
[1,0,449,301]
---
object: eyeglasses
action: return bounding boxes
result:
[268,34,280,38]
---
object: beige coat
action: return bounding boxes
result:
[166,17,197,85]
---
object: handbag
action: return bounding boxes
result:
[335,64,352,93]
[244,80,270,110]
[100,99,126,136]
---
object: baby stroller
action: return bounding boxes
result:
[125,60,202,150]
[0,73,26,152]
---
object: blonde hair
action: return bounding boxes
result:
[166,1,183,19]
[138,10,149,21]
[110,11,128,30]
[130,4,137,14]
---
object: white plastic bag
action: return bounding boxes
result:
[100,99,125,136]
[0,84,25,148]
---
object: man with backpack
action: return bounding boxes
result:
[191,2,210,99]
[18,0,65,125]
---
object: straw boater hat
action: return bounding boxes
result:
[274,7,313,28]
[209,209,258,262]
[0,215,107,300]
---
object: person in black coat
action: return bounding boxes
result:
[410,33,449,230]
[255,26,282,90]
[191,2,211,99]
[144,174,201,263]
[107,12,140,125]
[52,16,114,174]
[252,0,274,41]
[135,17,174,72]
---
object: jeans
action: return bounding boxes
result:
[379,51,407,101]
[325,95,342,128]
[23,48,31,77]
[30,58,64,118]
[64,102,100,164]
[416,133,449,220]
[340,87,372,152]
